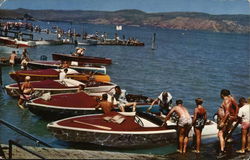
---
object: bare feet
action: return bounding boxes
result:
[18,104,25,109]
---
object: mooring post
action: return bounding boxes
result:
[0,65,2,86]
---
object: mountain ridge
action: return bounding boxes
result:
[0,9,249,33]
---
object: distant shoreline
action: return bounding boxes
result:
[0,9,250,34]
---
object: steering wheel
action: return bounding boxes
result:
[134,115,144,127]
[61,80,67,87]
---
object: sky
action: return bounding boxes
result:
[0,0,250,15]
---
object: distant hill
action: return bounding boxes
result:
[0,8,249,33]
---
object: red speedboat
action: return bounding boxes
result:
[47,112,176,148]
[47,112,218,148]
[26,91,152,120]
[52,53,112,65]
[5,79,116,97]
[9,68,111,82]
[27,61,107,74]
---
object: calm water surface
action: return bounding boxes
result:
[0,21,249,155]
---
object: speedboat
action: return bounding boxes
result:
[26,92,152,120]
[34,40,63,46]
[47,112,218,148]
[9,68,110,82]
[5,78,116,97]
[27,61,107,74]
[52,53,112,65]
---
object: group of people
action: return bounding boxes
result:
[72,47,86,56]
[163,89,249,156]
[95,88,249,156]
[9,48,30,70]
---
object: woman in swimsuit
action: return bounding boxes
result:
[164,99,192,153]
[17,76,34,109]
[192,98,207,153]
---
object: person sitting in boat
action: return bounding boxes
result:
[73,47,86,56]
[9,51,17,66]
[17,76,34,109]
[147,91,173,115]
[59,68,68,81]
[77,84,85,93]
[60,61,69,69]
[113,86,136,112]
[95,93,114,114]
[164,99,192,154]
[21,57,29,70]
[192,98,207,153]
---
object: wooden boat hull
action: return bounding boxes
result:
[35,40,63,45]
[9,68,111,82]
[27,61,107,74]
[47,112,177,148]
[5,80,116,97]
[52,53,112,65]
[47,112,218,148]
[26,92,152,120]
[48,125,176,148]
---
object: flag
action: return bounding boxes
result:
[116,25,122,31]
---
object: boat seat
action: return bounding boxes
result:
[136,112,164,126]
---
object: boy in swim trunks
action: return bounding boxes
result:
[164,99,192,153]
[95,93,114,114]
[217,89,238,156]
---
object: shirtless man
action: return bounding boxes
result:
[17,76,34,109]
[9,51,17,66]
[95,94,114,114]
[164,100,192,153]
[217,89,238,157]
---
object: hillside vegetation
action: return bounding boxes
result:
[0,9,249,33]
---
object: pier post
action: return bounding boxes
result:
[0,65,2,86]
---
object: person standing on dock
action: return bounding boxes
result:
[147,91,172,116]
[164,100,192,154]
[236,97,250,154]
[192,98,207,153]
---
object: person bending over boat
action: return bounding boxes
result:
[95,94,114,114]
[217,89,238,157]
[164,100,192,154]
[113,86,136,112]
[147,91,172,115]
[17,76,34,109]
[236,97,250,154]
[192,98,207,153]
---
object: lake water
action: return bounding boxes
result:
[0,21,249,156]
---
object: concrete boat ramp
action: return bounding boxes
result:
[1,142,249,160]
[0,144,165,159]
